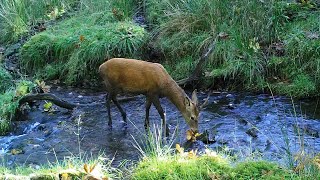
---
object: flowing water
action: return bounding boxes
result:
[0,86,319,167]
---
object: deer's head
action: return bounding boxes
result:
[182,90,209,133]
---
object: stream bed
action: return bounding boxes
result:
[1,86,320,167]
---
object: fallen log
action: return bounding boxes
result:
[18,93,140,110]
[19,93,78,110]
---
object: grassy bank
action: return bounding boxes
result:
[3,0,315,96]
[17,0,147,85]
[0,154,297,180]
[146,0,320,97]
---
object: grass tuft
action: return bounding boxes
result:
[20,12,147,84]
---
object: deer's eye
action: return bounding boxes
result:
[191,116,195,121]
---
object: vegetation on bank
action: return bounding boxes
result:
[0,155,122,179]
[0,79,35,135]
[0,0,319,96]
[20,15,146,84]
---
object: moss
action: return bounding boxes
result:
[133,155,231,180]
[132,153,301,180]
[233,161,298,179]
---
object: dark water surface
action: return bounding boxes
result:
[1,86,319,167]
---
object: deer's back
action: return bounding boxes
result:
[99,58,171,95]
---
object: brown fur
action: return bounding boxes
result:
[99,58,200,135]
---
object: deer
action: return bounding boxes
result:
[99,58,208,136]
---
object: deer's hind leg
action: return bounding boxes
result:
[112,95,127,124]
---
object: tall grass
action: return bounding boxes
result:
[146,0,320,97]
[0,0,77,43]
[0,0,142,44]
[146,0,279,87]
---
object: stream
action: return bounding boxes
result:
[0,85,320,167]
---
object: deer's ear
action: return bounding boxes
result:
[184,97,190,107]
[192,89,198,105]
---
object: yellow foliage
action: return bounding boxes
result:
[186,129,201,142]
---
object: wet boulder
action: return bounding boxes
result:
[246,128,258,138]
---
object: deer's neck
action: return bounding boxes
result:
[164,80,187,113]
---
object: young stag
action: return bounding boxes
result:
[99,58,208,136]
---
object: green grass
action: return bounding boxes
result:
[0,0,77,43]
[0,0,141,44]
[147,0,278,81]
[0,66,12,93]
[0,80,34,135]
[20,12,147,84]
[145,0,320,97]
[0,155,122,179]
[6,0,320,97]
[132,149,300,180]
[132,154,231,180]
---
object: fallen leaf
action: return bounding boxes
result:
[84,164,89,173]
[176,144,184,154]
[80,35,85,42]
[11,149,24,155]
[187,149,198,159]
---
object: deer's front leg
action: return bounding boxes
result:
[106,93,112,127]
[152,97,169,137]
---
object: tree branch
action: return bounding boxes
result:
[177,32,228,86]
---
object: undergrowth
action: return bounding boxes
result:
[0,80,34,135]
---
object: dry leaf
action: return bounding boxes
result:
[187,149,198,159]
[80,35,85,42]
[61,173,69,180]
[176,144,184,154]
[186,130,200,142]
[84,164,89,173]
[186,130,193,141]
